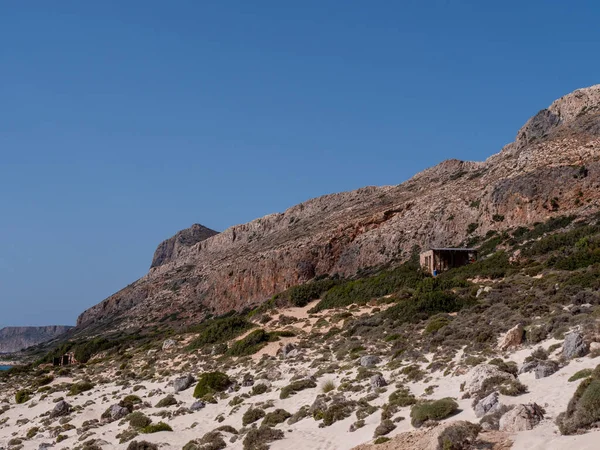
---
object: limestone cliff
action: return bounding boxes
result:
[76,85,600,331]
[0,326,73,354]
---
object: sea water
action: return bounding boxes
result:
[0,365,11,371]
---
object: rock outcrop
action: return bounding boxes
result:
[0,326,73,354]
[76,85,600,333]
[499,403,545,432]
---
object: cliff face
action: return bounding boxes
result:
[0,326,73,354]
[150,224,219,268]
[77,85,600,332]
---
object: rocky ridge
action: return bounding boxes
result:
[77,85,600,331]
[0,326,73,354]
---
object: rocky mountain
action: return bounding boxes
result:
[0,326,73,354]
[151,224,219,269]
[76,84,600,332]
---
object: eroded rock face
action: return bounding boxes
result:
[151,223,219,268]
[563,332,589,359]
[464,364,514,397]
[499,403,544,432]
[498,324,524,351]
[75,85,600,333]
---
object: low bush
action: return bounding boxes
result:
[243,407,266,426]
[227,329,270,357]
[280,379,317,399]
[155,395,177,408]
[127,412,152,430]
[68,381,94,396]
[373,419,396,437]
[193,372,231,398]
[187,315,253,350]
[242,426,284,450]
[262,409,291,427]
[438,421,481,449]
[557,368,600,435]
[15,389,32,404]
[569,369,593,382]
[141,422,173,433]
[410,398,459,427]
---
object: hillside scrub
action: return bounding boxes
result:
[187,315,253,350]
[557,366,600,434]
[226,329,270,357]
[309,262,427,312]
[410,398,459,427]
[193,372,231,398]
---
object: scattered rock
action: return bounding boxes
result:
[534,361,559,379]
[498,324,524,351]
[518,361,539,375]
[474,392,500,418]
[173,374,195,393]
[499,403,544,432]
[103,404,130,423]
[563,332,589,359]
[464,364,514,397]
[370,374,387,389]
[162,339,177,351]
[49,400,71,418]
[360,355,381,368]
[190,401,206,411]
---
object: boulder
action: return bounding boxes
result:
[498,324,524,351]
[474,391,500,418]
[38,444,54,450]
[534,361,559,379]
[190,401,206,411]
[173,374,195,393]
[49,400,71,418]
[518,361,539,375]
[563,332,589,359]
[499,403,544,432]
[370,374,387,389]
[360,355,381,368]
[280,343,296,359]
[464,364,514,397]
[104,404,130,422]
[162,339,177,351]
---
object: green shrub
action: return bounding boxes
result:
[438,421,481,449]
[310,262,427,312]
[569,369,593,382]
[374,437,391,444]
[155,394,177,408]
[141,422,173,433]
[388,387,417,407]
[558,377,600,434]
[187,315,254,350]
[321,401,356,426]
[425,316,451,334]
[280,379,317,399]
[193,372,231,398]
[410,398,459,427]
[68,381,94,396]
[127,412,152,430]
[26,427,40,439]
[35,375,54,387]
[373,419,396,437]
[285,279,340,307]
[321,380,336,393]
[242,426,284,450]
[227,329,270,357]
[262,409,292,427]
[250,384,268,396]
[15,389,32,404]
[242,407,265,426]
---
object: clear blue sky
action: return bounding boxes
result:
[1,1,598,327]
